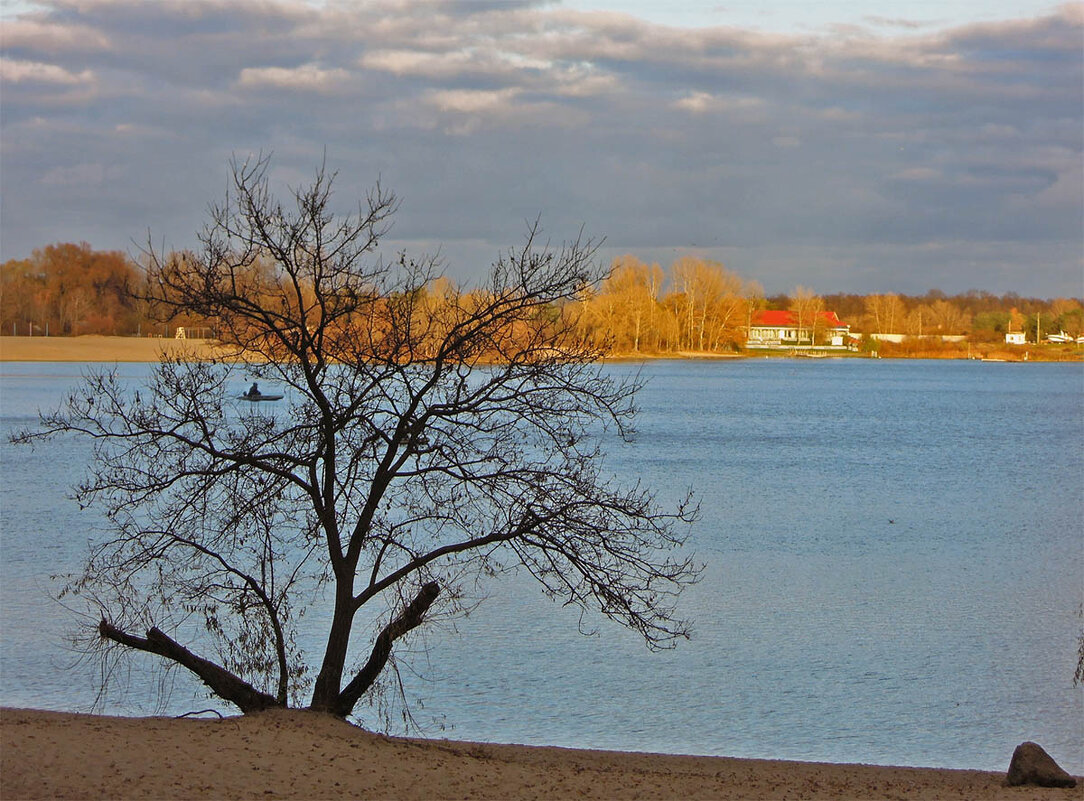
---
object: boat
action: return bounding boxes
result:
[239,383,283,402]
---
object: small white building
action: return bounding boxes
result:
[1005,331,1026,345]
[746,309,851,349]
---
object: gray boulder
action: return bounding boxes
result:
[1005,742,1077,788]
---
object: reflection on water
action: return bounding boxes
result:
[1,358,1081,770]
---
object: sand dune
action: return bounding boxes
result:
[2,708,1078,800]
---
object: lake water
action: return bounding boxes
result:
[1,358,1081,772]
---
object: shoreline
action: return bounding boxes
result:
[1,335,1080,363]
[0,335,222,363]
[4,707,1079,800]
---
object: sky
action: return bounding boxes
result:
[2,0,1081,297]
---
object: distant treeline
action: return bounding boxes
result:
[2,244,1081,352]
[1,243,215,338]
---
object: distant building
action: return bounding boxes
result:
[1005,331,1026,345]
[746,310,851,349]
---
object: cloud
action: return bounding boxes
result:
[0,57,93,85]
[360,49,481,78]
[1,17,113,53]
[425,87,520,113]
[674,91,765,116]
[237,64,353,93]
[0,0,1080,297]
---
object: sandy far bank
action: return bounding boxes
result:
[0,335,222,363]
[0,337,748,364]
[2,708,1078,801]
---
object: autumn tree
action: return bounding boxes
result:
[578,256,675,354]
[16,157,699,720]
[0,243,142,335]
[668,258,747,352]
[789,286,824,346]
[924,299,970,335]
[0,257,41,335]
[599,256,664,353]
[652,297,683,353]
[1003,306,1027,338]
[971,311,1010,341]
[1049,298,1083,337]
[904,306,924,337]
[578,259,639,352]
[863,294,906,335]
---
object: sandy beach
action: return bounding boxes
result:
[1,707,1079,800]
[0,335,221,363]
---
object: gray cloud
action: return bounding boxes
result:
[1,0,1080,296]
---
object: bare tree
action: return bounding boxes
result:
[789,286,824,346]
[15,155,699,720]
[863,294,905,336]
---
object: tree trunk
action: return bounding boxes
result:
[333,581,440,718]
[309,587,357,714]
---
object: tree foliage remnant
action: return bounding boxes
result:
[16,156,699,720]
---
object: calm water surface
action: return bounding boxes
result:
[1,358,1081,771]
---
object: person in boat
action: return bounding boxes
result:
[246,382,260,398]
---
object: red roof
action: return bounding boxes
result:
[751,309,848,329]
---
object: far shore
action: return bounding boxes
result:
[3,707,1079,800]
[1,335,1080,363]
[0,335,222,363]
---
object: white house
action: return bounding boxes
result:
[1005,331,1026,345]
[746,309,851,349]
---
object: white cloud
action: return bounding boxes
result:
[550,70,618,97]
[0,58,93,85]
[360,49,476,77]
[674,91,765,115]
[236,63,353,93]
[674,91,712,113]
[2,18,112,53]
[425,87,520,114]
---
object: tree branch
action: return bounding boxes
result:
[98,620,281,713]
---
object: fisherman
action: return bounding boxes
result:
[246,382,260,398]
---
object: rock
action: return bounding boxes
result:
[1005,742,1077,788]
